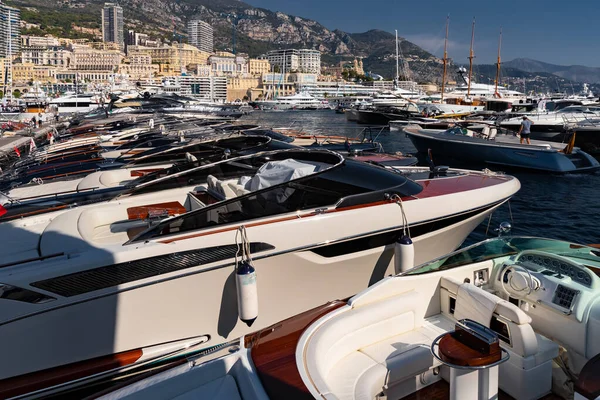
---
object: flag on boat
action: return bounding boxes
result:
[0,193,8,217]
[13,146,20,157]
[29,138,37,152]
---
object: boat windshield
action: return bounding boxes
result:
[128,154,423,243]
[403,237,600,275]
[444,126,471,136]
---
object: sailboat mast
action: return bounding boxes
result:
[441,16,449,101]
[494,27,502,96]
[395,30,399,84]
[467,18,475,97]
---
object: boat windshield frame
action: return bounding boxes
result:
[126,150,423,244]
[401,236,600,276]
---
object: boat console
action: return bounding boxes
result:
[498,250,598,320]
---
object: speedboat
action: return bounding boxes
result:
[0,135,286,220]
[26,235,600,400]
[404,125,600,173]
[0,149,519,385]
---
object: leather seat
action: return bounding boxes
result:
[441,277,559,400]
[304,291,436,400]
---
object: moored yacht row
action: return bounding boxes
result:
[0,110,533,398]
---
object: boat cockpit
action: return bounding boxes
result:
[128,149,423,243]
[90,236,600,400]
[296,236,600,400]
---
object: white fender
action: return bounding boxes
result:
[394,235,414,274]
[236,261,258,326]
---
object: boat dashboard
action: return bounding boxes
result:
[497,250,599,321]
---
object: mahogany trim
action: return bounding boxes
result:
[248,300,346,400]
[439,332,501,367]
[130,168,163,177]
[0,349,142,398]
[127,201,186,220]
[157,199,396,244]
[157,174,511,244]
[575,353,600,400]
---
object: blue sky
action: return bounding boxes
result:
[245,0,600,67]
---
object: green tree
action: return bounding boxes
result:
[323,92,328,98]
[12,89,21,98]
[273,65,281,73]
[0,90,4,98]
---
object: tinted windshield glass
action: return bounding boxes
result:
[404,237,600,275]
[129,154,421,243]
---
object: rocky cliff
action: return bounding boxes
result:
[9,0,446,81]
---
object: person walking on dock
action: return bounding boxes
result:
[518,116,533,144]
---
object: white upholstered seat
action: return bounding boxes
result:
[303,290,449,400]
[441,276,559,400]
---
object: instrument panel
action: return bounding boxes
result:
[517,253,593,288]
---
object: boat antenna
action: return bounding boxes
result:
[441,15,449,101]
[494,27,502,97]
[467,17,475,98]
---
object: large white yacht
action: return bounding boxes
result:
[254,92,331,110]
[49,93,103,114]
[0,148,520,383]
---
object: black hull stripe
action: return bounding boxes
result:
[311,201,501,257]
[32,243,274,298]
[30,200,503,298]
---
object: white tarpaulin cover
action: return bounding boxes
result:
[246,159,326,191]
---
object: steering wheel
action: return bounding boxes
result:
[501,264,538,299]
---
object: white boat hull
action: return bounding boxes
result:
[0,178,517,379]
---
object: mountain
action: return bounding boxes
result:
[7,0,446,81]
[504,58,600,84]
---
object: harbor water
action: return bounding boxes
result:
[241,110,600,246]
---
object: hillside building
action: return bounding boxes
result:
[21,35,59,48]
[102,2,124,49]
[249,58,270,76]
[188,19,213,53]
[21,46,72,68]
[0,2,20,58]
[71,46,122,71]
[130,44,210,76]
[209,53,248,76]
[119,53,157,81]
[265,49,321,74]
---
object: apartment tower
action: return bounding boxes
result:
[188,19,213,53]
[0,2,20,58]
[102,2,124,49]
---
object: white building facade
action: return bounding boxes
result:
[0,3,20,58]
[188,19,213,53]
[266,49,321,74]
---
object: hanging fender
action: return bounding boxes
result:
[394,234,414,274]
[236,260,258,326]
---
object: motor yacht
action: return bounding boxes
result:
[49,93,103,114]
[405,125,600,173]
[17,236,600,400]
[253,92,331,111]
[0,135,285,219]
[0,149,519,384]
[500,104,600,138]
